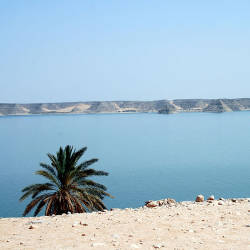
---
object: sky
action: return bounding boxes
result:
[0,0,250,103]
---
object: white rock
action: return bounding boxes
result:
[112,234,120,239]
[146,201,158,208]
[91,242,106,247]
[195,195,204,202]
[130,244,140,248]
[153,243,164,248]
[207,195,215,201]
[218,201,224,205]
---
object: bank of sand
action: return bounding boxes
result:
[0,198,250,250]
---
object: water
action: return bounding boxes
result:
[0,112,249,217]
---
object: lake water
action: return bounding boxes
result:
[0,112,250,217]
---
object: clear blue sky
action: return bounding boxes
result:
[0,1,249,103]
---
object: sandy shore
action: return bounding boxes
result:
[0,198,250,250]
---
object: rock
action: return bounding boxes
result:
[207,195,214,201]
[218,201,224,205]
[231,198,237,202]
[219,197,225,201]
[81,233,86,236]
[26,220,43,225]
[195,195,204,202]
[91,242,106,247]
[146,201,158,208]
[167,198,176,204]
[153,243,164,248]
[157,200,164,206]
[28,225,35,229]
[72,222,78,227]
[67,211,71,215]
[112,234,120,239]
[207,200,213,203]
[130,244,140,248]
[80,222,88,226]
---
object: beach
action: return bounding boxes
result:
[0,198,249,250]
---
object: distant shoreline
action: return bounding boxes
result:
[0,98,250,116]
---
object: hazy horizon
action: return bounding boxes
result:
[1,1,250,103]
[1,96,250,105]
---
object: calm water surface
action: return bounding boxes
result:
[0,112,250,217]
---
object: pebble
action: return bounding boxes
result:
[153,243,164,248]
[28,225,35,229]
[146,201,158,208]
[91,242,106,247]
[218,201,224,205]
[26,220,43,225]
[195,195,204,202]
[207,195,215,201]
[130,244,140,248]
[112,234,120,239]
[80,222,88,226]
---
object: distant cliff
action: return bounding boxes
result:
[0,99,250,116]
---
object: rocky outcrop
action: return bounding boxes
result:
[0,98,250,116]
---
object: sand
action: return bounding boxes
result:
[0,198,250,250]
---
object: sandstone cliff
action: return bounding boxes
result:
[0,99,249,116]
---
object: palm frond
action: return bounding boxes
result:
[76,158,99,171]
[20,183,55,201]
[35,170,60,187]
[77,179,107,191]
[40,163,57,177]
[22,194,51,216]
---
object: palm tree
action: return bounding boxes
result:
[20,145,112,216]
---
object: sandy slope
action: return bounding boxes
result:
[0,198,249,250]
